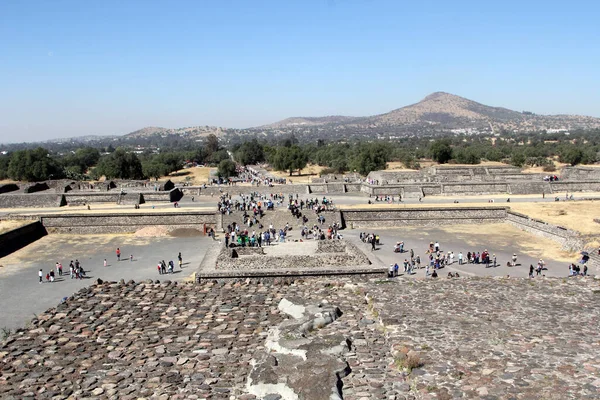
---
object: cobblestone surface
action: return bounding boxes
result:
[367,276,600,400]
[1,277,600,399]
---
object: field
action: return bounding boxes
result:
[0,219,31,234]
[267,164,327,184]
[166,166,214,185]
[342,199,600,235]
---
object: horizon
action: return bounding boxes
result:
[1,0,599,142]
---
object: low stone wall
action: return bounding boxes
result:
[341,207,508,228]
[509,182,550,195]
[23,182,50,194]
[216,240,370,271]
[0,193,63,208]
[40,212,217,234]
[345,183,362,192]
[441,183,509,195]
[506,211,583,250]
[550,181,600,193]
[0,221,47,257]
[0,183,19,194]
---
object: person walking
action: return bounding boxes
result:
[39,269,43,284]
[458,252,463,265]
[104,259,107,267]
[130,254,133,262]
[116,248,121,261]
[178,252,183,269]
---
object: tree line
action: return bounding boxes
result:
[2,130,599,182]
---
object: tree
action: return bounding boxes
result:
[430,140,453,164]
[272,146,307,176]
[235,139,265,166]
[217,159,237,178]
[204,134,219,156]
[351,144,389,175]
[510,151,526,167]
[95,148,144,179]
[559,147,584,166]
[454,147,481,164]
[6,147,63,181]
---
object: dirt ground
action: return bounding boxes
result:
[343,200,600,235]
[166,167,214,185]
[267,164,327,184]
[0,219,31,234]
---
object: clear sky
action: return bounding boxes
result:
[1,0,599,142]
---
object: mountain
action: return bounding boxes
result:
[263,115,360,128]
[124,125,225,139]
[258,92,600,136]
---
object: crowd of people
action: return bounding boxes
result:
[38,259,86,283]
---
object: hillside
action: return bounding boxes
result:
[257,92,600,136]
[124,125,225,139]
[263,115,359,128]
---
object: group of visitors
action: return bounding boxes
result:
[360,232,380,251]
[39,260,86,283]
[157,252,183,275]
[224,222,285,247]
[567,263,588,277]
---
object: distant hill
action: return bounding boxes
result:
[124,125,225,139]
[257,92,600,136]
[263,115,360,128]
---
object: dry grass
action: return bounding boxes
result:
[0,220,31,234]
[166,167,214,185]
[341,200,600,235]
[508,201,600,234]
[267,164,327,184]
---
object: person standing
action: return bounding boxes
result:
[39,269,43,284]
[178,252,183,268]
[130,254,133,262]
[58,262,63,276]
[104,259,107,267]
[116,248,121,261]
[458,252,463,265]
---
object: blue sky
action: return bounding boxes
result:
[1,0,599,141]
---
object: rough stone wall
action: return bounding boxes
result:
[345,183,362,192]
[505,211,583,250]
[441,183,509,194]
[0,221,47,257]
[561,166,600,181]
[0,193,62,208]
[40,212,217,234]
[63,193,120,205]
[217,240,370,271]
[550,181,600,193]
[341,207,508,228]
[0,184,19,194]
[23,182,50,193]
[509,182,551,195]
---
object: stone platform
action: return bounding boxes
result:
[196,240,386,281]
[2,277,600,399]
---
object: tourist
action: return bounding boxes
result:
[116,247,121,261]
[69,261,75,279]
[584,264,588,276]
[104,259,107,267]
[46,271,50,282]
[511,253,517,267]
[130,254,133,262]
[38,269,43,284]
[458,251,463,265]
[492,254,496,268]
[157,262,162,275]
[434,241,440,252]
[529,264,534,278]
[49,270,55,282]
[55,262,60,276]
[431,270,438,279]
[58,262,63,276]
[416,255,421,269]
[425,264,430,277]
[388,264,395,278]
[449,251,454,265]
[178,252,183,268]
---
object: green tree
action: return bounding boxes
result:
[351,144,389,175]
[559,147,584,166]
[510,151,527,167]
[430,140,453,164]
[95,149,144,179]
[7,147,63,181]
[235,139,265,165]
[272,146,307,176]
[217,159,237,178]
